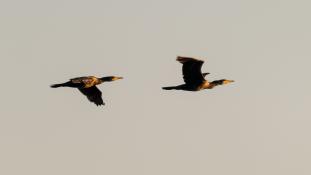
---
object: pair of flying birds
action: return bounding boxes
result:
[51,57,234,106]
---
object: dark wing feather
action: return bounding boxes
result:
[78,86,105,106]
[67,76,88,88]
[70,76,98,88]
[176,56,206,85]
[70,76,90,83]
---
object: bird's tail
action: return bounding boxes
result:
[51,81,80,88]
[162,86,177,90]
[50,83,64,88]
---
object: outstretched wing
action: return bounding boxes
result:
[78,86,105,106]
[176,56,206,85]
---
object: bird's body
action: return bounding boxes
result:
[162,56,234,91]
[70,76,101,88]
[51,76,123,106]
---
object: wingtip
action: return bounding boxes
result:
[96,102,105,106]
[100,102,106,106]
[176,56,204,63]
[176,56,188,63]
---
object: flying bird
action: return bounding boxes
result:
[162,56,234,91]
[51,76,123,106]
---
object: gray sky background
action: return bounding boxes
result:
[1,0,311,175]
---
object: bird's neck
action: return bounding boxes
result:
[201,80,223,89]
[100,77,113,82]
[206,80,224,89]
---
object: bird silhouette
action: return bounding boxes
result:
[51,76,123,106]
[162,56,234,91]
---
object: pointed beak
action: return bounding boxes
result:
[224,80,234,84]
[114,76,123,80]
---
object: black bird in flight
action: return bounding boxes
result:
[162,56,234,91]
[51,76,123,106]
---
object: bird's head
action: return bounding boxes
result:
[100,76,123,82]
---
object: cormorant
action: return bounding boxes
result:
[162,56,234,91]
[51,76,123,106]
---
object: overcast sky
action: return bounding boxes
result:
[1,0,311,175]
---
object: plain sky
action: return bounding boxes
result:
[1,0,311,175]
